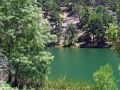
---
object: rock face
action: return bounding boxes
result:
[59,36,65,46]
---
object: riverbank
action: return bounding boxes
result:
[44,79,94,90]
[0,80,97,90]
[47,42,112,48]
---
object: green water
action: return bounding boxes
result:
[48,48,120,82]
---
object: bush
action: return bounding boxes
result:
[0,82,18,90]
[93,64,118,90]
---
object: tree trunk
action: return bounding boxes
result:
[93,34,95,45]
[14,62,20,87]
[7,70,12,84]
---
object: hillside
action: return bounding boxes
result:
[41,0,119,48]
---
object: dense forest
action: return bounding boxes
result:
[0,0,120,90]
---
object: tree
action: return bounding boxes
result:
[0,0,54,89]
[66,24,77,44]
[106,24,118,43]
[80,7,113,46]
[116,9,120,24]
[88,12,113,45]
[95,5,107,13]
[88,13,103,45]
[71,3,83,17]
[41,0,60,12]
[80,7,92,28]
[106,23,120,54]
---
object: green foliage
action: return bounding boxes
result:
[93,64,118,90]
[88,13,103,34]
[106,23,118,42]
[68,24,77,34]
[71,3,82,16]
[95,6,107,13]
[44,77,94,90]
[106,23,120,56]
[80,6,114,45]
[80,7,92,27]
[42,0,60,12]
[114,1,120,23]
[67,24,77,43]
[39,0,62,35]
[88,13,113,34]
[50,11,61,22]
[0,0,54,88]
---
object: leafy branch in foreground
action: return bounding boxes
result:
[0,0,54,89]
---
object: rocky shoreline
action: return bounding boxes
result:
[47,41,112,48]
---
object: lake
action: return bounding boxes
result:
[48,48,120,82]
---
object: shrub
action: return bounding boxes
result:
[93,64,118,90]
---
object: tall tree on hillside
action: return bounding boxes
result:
[66,24,77,44]
[106,23,119,47]
[88,13,113,45]
[115,3,120,24]
[80,7,92,28]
